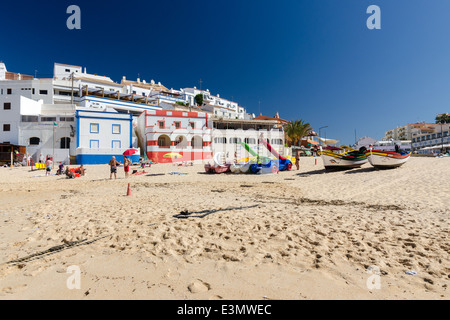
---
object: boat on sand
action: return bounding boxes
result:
[318,146,368,170]
[365,148,411,169]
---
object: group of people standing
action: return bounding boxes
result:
[108,156,132,180]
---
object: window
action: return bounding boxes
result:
[60,137,71,149]
[272,139,283,145]
[174,122,181,129]
[245,138,256,144]
[112,124,121,134]
[112,140,121,149]
[32,88,35,95]
[90,123,99,133]
[41,117,56,122]
[39,90,48,95]
[29,137,40,145]
[3,124,11,132]
[22,115,39,122]
[189,122,195,129]
[4,103,11,110]
[158,121,165,129]
[65,69,71,72]
[7,88,12,95]
[230,138,241,144]
[90,140,99,149]
[214,137,227,144]
[60,117,74,122]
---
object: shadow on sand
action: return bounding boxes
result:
[296,169,327,177]
[343,167,376,174]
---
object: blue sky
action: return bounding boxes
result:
[1,0,449,144]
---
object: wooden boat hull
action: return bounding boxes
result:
[320,151,368,169]
[214,164,231,174]
[365,150,411,168]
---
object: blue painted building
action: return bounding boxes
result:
[76,109,140,164]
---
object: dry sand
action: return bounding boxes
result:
[0,157,448,300]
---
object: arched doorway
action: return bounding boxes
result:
[158,135,171,148]
[174,135,188,148]
[191,136,203,149]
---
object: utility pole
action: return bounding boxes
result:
[71,72,74,105]
[199,79,203,91]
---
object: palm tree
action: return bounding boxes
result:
[435,113,450,124]
[285,119,312,147]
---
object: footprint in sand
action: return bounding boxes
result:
[188,279,211,294]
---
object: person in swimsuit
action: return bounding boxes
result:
[45,157,53,176]
[109,156,121,180]
[74,165,86,176]
[124,157,131,178]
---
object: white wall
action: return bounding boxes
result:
[77,110,132,151]
[212,129,285,162]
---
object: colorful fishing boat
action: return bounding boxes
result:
[365,148,412,169]
[318,146,368,170]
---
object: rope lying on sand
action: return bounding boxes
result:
[3,234,112,266]
[173,205,259,219]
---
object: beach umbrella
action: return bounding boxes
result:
[123,149,138,156]
[163,153,183,159]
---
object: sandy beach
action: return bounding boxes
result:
[0,157,448,300]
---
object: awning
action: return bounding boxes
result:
[317,137,340,145]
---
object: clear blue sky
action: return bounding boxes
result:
[1,0,449,145]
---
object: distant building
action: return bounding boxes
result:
[355,136,378,150]
[411,123,450,153]
[383,123,436,141]
[182,87,247,120]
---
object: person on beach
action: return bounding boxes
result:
[57,162,65,175]
[65,166,76,179]
[124,157,131,178]
[75,165,86,176]
[45,157,53,176]
[295,150,300,170]
[39,153,44,164]
[109,156,121,180]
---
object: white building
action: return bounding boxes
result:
[211,118,286,163]
[0,92,76,163]
[411,123,450,153]
[136,109,212,163]
[76,109,139,164]
[182,87,247,120]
